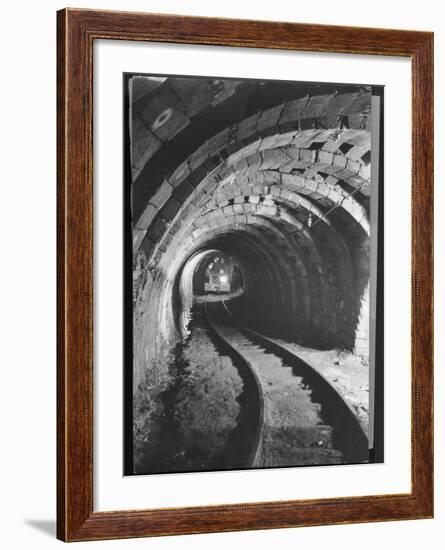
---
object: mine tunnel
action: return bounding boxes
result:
[131,75,371,397]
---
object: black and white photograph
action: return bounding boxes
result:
[125,74,383,476]
[1,0,439,546]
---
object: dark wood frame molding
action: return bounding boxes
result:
[57,8,434,542]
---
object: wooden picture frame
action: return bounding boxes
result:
[57,8,434,542]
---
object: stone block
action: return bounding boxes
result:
[260,170,281,185]
[325,175,339,186]
[324,92,360,128]
[345,144,371,162]
[291,129,323,148]
[161,197,181,222]
[345,175,366,189]
[147,216,167,243]
[190,229,201,241]
[224,214,237,225]
[246,152,262,170]
[150,180,173,209]
[260,132,297,151]
[322,164,343,175]
[302,168,317,179]
[170,77,213,118]
[282,146,300,160]
[358,165,371,180]
[325,186,342,203]
[299,148,318,163]
[346,158,361,173]
[191,215,206,228]
[227,139,261,166]
[315,182,331,197]
[321,139,341,153]
[281,172,305,188]
[206,127,231,156]
[215,164,235,183]
[302,93,334,119]
[334,168,355,181]
[262,197,275,207]
[234,158,249,174]
[333,154,347,169]
[203,176,219,195]
[132,228,147,254]
[140,235,156,258]
[241,202,254,214]
[340,130,370,146]
[252,183,267,195]
[318,150,334,165]
[131,118,161,172]
[173,180,194,203]
[279,97,309,131]
[235,213,248,225]
[257,104,285,134]
[135,203,158,230]
[280,159,303,173]
[235,172,249,187]
[259,134,280,151]
[269,185,281,198]
[168,160,190,188]
[260,148,292,170]
[347,113,370,131]
[343,92,372,117]
[189,191,203,208]
[298,117,318,131]
[311,163,332,174]
[279,188,294,202]
[203,154,222,174]
[188,142,209,171]
[248,195,261,204]
[152,108,190,142]
[236,112,261,141]
[140,86,179,125]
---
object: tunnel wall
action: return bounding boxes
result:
[130,78,373,390]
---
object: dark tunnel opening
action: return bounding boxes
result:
[169,210,369,352]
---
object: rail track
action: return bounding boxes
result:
[205,299,369,469]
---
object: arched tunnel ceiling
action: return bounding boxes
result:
[131,76,372,354]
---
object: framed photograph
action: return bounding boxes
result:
[57,8,433,542]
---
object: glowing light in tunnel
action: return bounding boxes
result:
[219,275,228,284]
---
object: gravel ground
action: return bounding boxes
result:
[272,339,369,434]
[134,312,244,474]
[174,324,243,468]
[210,320,345,468]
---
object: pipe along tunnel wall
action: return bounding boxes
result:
[131,77,371,395]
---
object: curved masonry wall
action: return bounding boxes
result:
[130,80,372,390]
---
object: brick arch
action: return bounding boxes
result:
[134,128,370,261]
[176,228,310,336]
[165,209,356,346]
[132,86,372,225]
[151,157,365,342]
[132,88,373,375]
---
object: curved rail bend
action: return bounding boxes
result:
[204,299,264,468]
[218,299,369,465]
